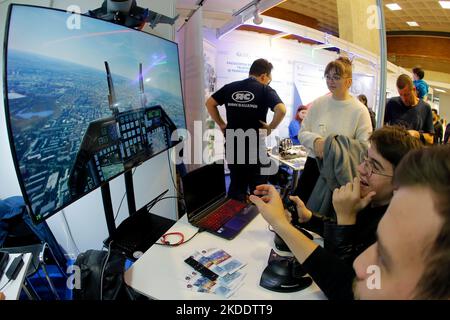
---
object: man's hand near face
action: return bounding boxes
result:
[333,177,376,225]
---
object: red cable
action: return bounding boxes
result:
[160,232,184,246]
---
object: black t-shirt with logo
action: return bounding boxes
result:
[384,97,434,134]
[212,77,283,131]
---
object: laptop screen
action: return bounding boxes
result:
[182,162,226,218]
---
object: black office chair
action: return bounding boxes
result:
[0,243,67,300]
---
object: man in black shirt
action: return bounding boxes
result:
[250,126,425,299]
[206,58,286,201]
[384,74,434,144]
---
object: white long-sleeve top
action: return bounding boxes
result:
[299,94,373,158]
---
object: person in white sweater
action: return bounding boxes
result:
[294,57,373,203]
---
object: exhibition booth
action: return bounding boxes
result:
[0,0,448,302]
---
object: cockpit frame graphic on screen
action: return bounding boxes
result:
[3,4,186,223]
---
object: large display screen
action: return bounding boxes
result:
[3,5,186,223]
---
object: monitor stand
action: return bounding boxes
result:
[101,182,116,236]
[124,170,136,215]
[100,169,147,235]
[101,166,176,259]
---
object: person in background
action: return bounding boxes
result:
[357,94,376,130]
[412,66,429,100]
[294,57,372,204]
[251,126,423,298]
[384,74,434,145]
[295,126,422,265]
[432,109,443,144]
[206,58,286,201]
[288,105,308,145]
[250,145,450,300]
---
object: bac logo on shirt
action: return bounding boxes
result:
[232,91,254,103]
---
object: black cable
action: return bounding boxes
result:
[146,196,182,212]
[166,150,188,214]
[114,167,137,221]
[99,240,113,301]
[0,279,12,291]
[166,149,181,197]
[114,192,127,222]
[61,209,81,255]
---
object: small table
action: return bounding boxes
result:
[124,214,326,300]
[268,146,307,192]
[0,253,32,300]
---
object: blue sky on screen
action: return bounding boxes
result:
[8,5,182,98]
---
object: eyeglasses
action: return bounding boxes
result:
[360,152,393,178]
[324,74,348,82]
[267,74,272,86]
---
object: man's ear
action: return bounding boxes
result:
[262,73,269,82]
[347,78,353,89]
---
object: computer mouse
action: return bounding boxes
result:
[259,259,312,293]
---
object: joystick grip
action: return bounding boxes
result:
[284,199,301,228]
[283,198,314,240]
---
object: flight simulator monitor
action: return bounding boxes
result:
[3,4,186,223]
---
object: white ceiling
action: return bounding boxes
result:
[177,0,255,14]
[176,0,257,28]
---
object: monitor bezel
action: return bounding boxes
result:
[2,3,187,224]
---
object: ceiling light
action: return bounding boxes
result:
[407,21,419,26]
[253,5,263,25]
[435,88,447,93]
[439,1,450,9]
[385,3,402,10]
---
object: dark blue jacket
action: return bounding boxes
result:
[0,196,67,269]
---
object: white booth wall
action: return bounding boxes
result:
[202,29,378,150]
[0,0,179,258]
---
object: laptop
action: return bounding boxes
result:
[182,162,259,240]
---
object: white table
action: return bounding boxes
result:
[268,146,307,191]
[124,214,326,300]
[0,253,32,300]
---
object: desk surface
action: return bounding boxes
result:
[0,253,32,300]
[125,214,326,300]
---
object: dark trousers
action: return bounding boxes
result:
[227,163,268,201]
[225,131,270,201]
[293,156,320,204]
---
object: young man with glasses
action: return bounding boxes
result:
[250,126,422,299]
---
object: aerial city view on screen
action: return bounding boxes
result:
[5,6,186,221]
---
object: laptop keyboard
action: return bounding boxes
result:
[198,199,248,231]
